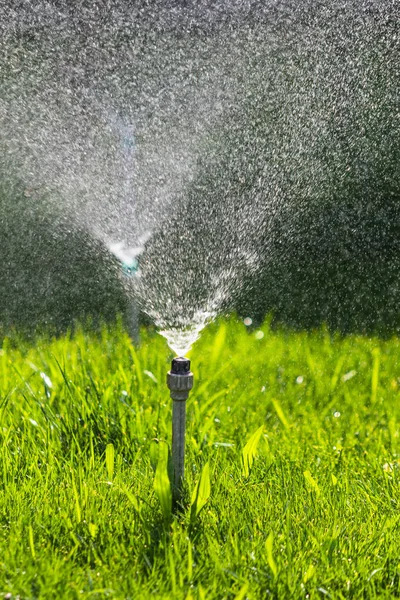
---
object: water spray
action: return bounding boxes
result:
[167,357,194,507]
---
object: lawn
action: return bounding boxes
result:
[0,318,400,599]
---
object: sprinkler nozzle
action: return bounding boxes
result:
[167,357,194,401]
[171,357,191,374]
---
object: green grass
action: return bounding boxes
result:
[1,317,400,599]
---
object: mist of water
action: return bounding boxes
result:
[159,312,214,358]
[0,1,398,352]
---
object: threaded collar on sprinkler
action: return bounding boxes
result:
[167,357,194,401]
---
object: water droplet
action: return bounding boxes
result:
[40,372,53,388]
[342,370,357,382]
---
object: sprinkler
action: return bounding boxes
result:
[119,255,140,342]
[167,357,194,507]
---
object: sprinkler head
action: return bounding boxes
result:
[122,258,139,277]
[171,357,191,374]
[167,356,194,401]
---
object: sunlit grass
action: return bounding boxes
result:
[1,318,400,598]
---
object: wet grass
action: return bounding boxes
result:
[1,317,400,599]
